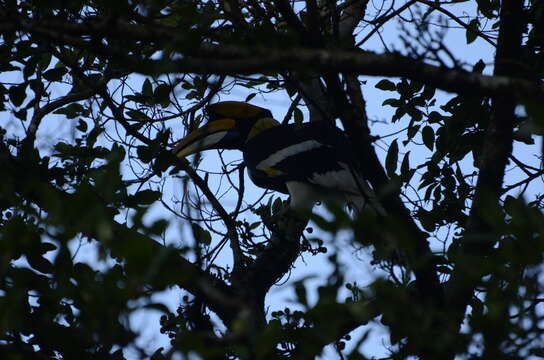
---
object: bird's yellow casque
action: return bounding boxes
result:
[173,101,378,213]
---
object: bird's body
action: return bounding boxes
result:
[173,101,379,213]
[244,120,373,211]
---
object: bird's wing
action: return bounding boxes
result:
[245,122,369,196]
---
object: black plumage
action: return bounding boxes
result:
[243,121,357,194]
[173,101,378,212]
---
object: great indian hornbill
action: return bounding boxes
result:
[173,101,381,214]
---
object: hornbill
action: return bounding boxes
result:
[173,101,380,214]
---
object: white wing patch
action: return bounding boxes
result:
[256,140,323,171]
[287,164,386,215]
[308,163,385,215]
[308,163,360,194]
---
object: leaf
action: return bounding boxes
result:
[293,107,303,125]
[27,254,54,274]
[154,83,171,107]
[137,145,155,163]
[475,0,497,19]
[39,242,58,254]
[407,124,420,141]
[427,111,443,123]
[249,221,261,230]
[142,78,153,97]
[131,189,161,205]
[433,184,442,202]
[523,99,544,134]
[9,84,27,107]
[39,53,52,71]
[512,130,535,144]
[375,79,397,91]
[393,107,406,122]
[385,139,399,176]
[294,281,308,308]
[54,103,86,119]
[422,126,435,151]
[473,59,485,73]
[417,209,436,232]
[76,119,88,132]
[530,349,544,358]
[272,197,284,215]
[191,223,211,245]
[503,195,518,217]
[73,262,97,283]
[125,94,149,104]
[143,303,171,313]
[186,90,198,100]
[43,67,68,82]
[396,79,412,97]
[400,151,414,184]
[424,184,436,202]
[0,63,20,72]
[382,98,401,107]
[23,57,37,79]
[245,92,256,102]
[148,219,169,236]
[409,80,424,93]
[126,109,148,121]
[466,19,480,44]
[421,85,436,100]
[436,265,452,274]
[14,108,27,121]
[181,81,193,90]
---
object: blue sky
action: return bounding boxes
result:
[2,1,543,359]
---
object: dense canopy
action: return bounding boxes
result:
[1,0,543,359]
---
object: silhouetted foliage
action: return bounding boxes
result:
[1,0,543,359]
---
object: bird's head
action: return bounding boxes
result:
[173,101,277,158]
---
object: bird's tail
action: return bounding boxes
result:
[347,171,386,216]
[345,193,385,217]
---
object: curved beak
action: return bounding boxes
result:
[173,118,236,158]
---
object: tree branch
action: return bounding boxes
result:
[339,0,369,38]
[0,143,239,328]
[51,46,246,273]
[245,209,308,299]
[178,161,245,272]
[180,47,542,99]
[445,0,525,358]
[25,77,112,146]
[292,298,380,358]
[273,0,309,37]
[501,170,544,195]
[417,0,496,47]
[6,12,541,100]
